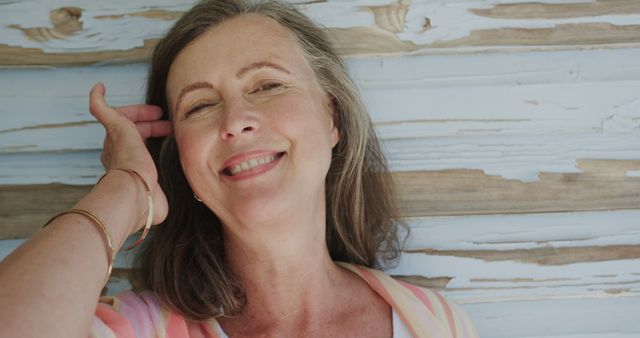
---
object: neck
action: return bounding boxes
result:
[219,196,351,329]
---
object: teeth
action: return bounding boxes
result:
[228,154,278,175]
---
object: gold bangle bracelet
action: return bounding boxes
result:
[43,209,115,286]
[98,168,154,250]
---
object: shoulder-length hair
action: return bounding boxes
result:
[137,0,406,320]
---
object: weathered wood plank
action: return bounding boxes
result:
[462,297,640,338]
[419,23,640,49]
[2,0,640,66]
[399,0,640,52]
[2,159,639,239]
[0,40,158,67]
[2,48,639,182]
[0,184,91,239]
[395,159,640,217]
[471,0,640,20]
[388,210,640,306]
[408,245,640,266]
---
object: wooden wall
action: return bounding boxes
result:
[1,1,639,337]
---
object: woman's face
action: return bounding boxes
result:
[166,14,338,229]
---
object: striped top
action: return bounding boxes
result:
[207,308,413,338]
[92,262,478,338]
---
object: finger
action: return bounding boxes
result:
[135,120,173,139]
[115,104,164,122]
[89,83,120,127]
[100,138,110,168]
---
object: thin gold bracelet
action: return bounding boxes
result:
[98,168,154,250]
[43,209,114,286]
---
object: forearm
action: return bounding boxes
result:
[0,170,146,338]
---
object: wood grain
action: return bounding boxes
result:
[426,23,640,49]
[94,9,183,21]
[406,245,640,266]
[7,7,83,43]
[0,40,159,67]
[4,23,639,65]
[395,159,640,217]
[0,184,90,239]
[471,0,640,19]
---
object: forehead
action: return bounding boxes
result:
[166,14,311,93]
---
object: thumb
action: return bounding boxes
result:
[89,82,121,128]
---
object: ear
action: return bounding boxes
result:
[327,96,340,148]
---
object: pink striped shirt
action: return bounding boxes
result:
[92,262,478,338]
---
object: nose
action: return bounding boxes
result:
[219,99,259,141]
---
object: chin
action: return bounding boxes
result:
[227,195,291,227]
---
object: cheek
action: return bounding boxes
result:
[175,127,213,180]
[273,97,335,170]
[274,95,333,142]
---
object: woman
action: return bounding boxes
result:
[0,1,477,337]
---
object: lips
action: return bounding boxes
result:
[221,151,286,177]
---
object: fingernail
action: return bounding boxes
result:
[93,82,105,93]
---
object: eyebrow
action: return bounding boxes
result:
[236,61,291,78]
[174,81,214,114]
[174,62,291,114]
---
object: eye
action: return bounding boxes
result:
[185,102,215,117]
[252,82,283,93]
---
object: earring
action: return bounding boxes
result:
[194,193,202,202]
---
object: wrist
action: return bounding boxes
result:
[74,170,148,250]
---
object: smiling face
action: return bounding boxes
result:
[166,14,339,231]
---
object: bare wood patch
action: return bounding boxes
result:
[471,0,640,20]
[427,23,640,48]
[0,39,159,66]
[470,277,579,283]
[392,275,451,290]
[0,144,38,152]
[605,288,631,294]
[0,120,97,134]
[0,184,91,239]
[362,0,410,33]
[94,9,184,21]
[406,245,640,266]
[321,23,640,57]
[3,19,640,65]
[104,268,144,295]
[396,159,640,217]
[8,7,82,43]
[325,27,417,56]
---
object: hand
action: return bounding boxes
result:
[89,83,172,231]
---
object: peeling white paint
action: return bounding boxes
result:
[1,48,639,183]
[464,297,640,338]
[401,1,640,45]
[0,1,195,52]
[404,210,640,251]
[1,0,639,55]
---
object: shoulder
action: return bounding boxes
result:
[337,262,478,338]
[392,279,478,338]
[92,290,191,338]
